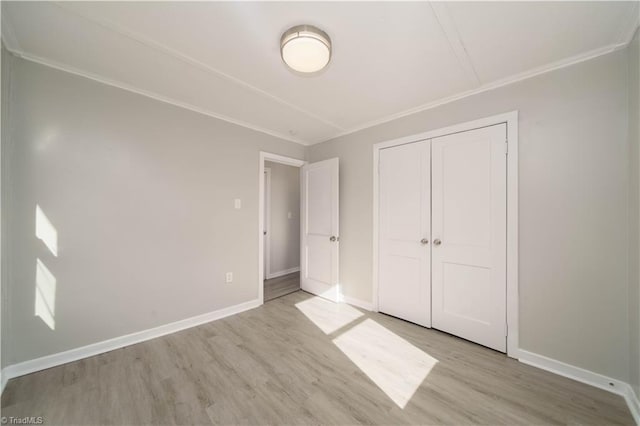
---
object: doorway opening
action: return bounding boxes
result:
[259,153,305,304]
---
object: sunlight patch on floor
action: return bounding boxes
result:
[333,318,438,408]
[295,296,363,334]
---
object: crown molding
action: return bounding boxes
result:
[1,6,21,53]
[5,2,638,148]
[7,47,311,146]
[52,2,344,133]
[618,1,639,45]
[316,39,631,145]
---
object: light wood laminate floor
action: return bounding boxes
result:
[264,272,300,302]
[2,291,633,425]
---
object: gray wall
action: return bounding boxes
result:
[265,161,300,276]
[308,50,631,382]
[629,29,640,396]
[1,36,637,388]
[2,48,13,369]
[1,47,6,371]
[1,52,305,365]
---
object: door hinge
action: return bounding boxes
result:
[504,140,509,155]
[505,323,509,337]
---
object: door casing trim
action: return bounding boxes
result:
[263,167,271,280]
[259,152,306,305]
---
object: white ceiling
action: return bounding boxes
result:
[2,1,638,145]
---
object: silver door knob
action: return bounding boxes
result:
[420,238,429,245]
[433,239,442,246]
[330,236,337,242]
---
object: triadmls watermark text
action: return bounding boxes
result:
[1,417,44,425]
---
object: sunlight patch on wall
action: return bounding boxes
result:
[36,205,58,257]
[295,296,363,334]
[333,318,438,408]
[35,258,56,330]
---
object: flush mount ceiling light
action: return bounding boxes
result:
[280,25,331,74]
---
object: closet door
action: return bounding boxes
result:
[431,124,507,352]
[378,141,431,327]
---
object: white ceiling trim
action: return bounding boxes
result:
[1,7,21,54]
[618,1,640,45]
[321,37,633,144]
[4,3,637,148]
[5,22,634,148]
[0,7,307,145]
[429,2,481,87]
[6,47,309,145]
[52,2,345,133]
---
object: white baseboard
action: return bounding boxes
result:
[266,267,300,280]
[519,350,626,393]
[624,385,640,425]
[0,369,6,394]
[2,299,639,425]
[519,350,640,424]
[339,294,374,311]
[1,298,261,388]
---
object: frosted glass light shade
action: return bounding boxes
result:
[281,25,331,73]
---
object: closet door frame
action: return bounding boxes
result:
[372,111,519,359]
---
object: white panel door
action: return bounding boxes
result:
[379,141,431,327]
[301,158,339,302]
[431,124,507,352]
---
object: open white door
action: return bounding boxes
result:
[301,158,339,302]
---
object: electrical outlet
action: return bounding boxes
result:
[225,272,233,283]
[234,199,241,209]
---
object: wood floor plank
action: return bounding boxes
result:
[1,290,634,425]
[264,272,300,302]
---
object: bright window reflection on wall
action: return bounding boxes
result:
[35,258,56,330]
[36,205,58,257]
[35,205,58,330]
